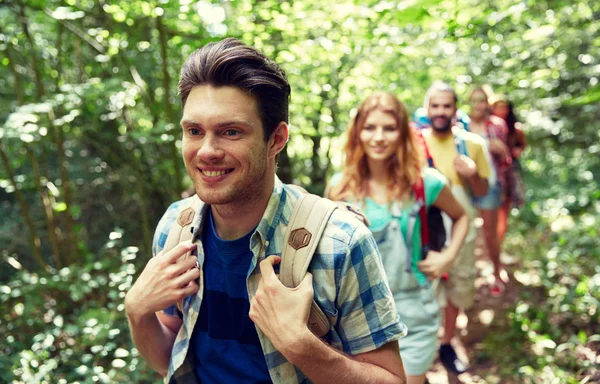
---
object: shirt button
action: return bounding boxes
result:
[264,240,269,247]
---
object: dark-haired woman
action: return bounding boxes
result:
[492,95,527,245]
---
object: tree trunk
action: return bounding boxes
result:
[56,123,78,264]
[123,107,153,256]
[156,15,183,198]
[74,37,84,83]
[277,147,293,184]
[55,17,64,88]
[1,29,24,105]
[29,146,63,269]
[17,4,45,98]
[0,140,47,269]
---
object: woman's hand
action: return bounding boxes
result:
[418,250,456,280]
[488,138,509,158]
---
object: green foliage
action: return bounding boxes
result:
[0,239,160,383]
[1,0,599,382]
[481,143,600,382]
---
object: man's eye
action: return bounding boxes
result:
[224,129,239,136]
[190,128,201,135]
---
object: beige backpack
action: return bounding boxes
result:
[161,188,368,338]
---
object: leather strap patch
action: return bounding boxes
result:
[177,207,195,227]
[289,228,312,250]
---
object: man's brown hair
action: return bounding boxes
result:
[178,38,290,141]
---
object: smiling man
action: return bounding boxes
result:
[421,81,490,376]
[125,38,407,384]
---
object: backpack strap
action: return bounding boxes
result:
[413,176,430,260]
[414,128,435,168]
[162,196,201,255]
[455,134,468,157]
[160,195,202,312]
[279,192,338,338]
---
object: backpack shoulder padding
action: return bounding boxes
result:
[279,193,338,338]
[163,190,341,337]
[162,195,202,257]
[161,195,202,312]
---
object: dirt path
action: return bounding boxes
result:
[426,239,523,384]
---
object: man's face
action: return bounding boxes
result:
[427,91,457,133]
[180,85,276,206]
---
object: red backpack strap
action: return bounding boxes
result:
[414,127,435,167]
[413,176,430,258]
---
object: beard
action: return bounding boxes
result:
[430,116,453,132]
[192,157,270,208]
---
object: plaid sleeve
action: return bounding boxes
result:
[334,219,407,355]
[490,116,509,144]
[151,201,184,318]
[152,201,184,257]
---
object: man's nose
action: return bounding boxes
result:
[197,136,225,161]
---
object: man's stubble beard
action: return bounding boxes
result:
[195,161,270,208]
[430,116,453,133]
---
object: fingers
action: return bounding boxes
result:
[259,255,281,281]
[299,271,313,287]
[164,253,198,278]
[296,272,314,296]
[174,266,201,288]
[418,261,438,279]
[180,279,200,297]
[158,241,198,276]
[417,259,432,272]
[163,241,197,263]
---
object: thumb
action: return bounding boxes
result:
[298,272,314,291]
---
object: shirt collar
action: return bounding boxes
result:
[190,176,297,252]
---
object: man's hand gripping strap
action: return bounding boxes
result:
[279,193,338,338]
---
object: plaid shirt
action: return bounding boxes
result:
[152,177,407,384]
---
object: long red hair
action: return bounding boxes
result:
[328,92,423,203]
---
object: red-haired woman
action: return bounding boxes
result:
[326,92,469,384]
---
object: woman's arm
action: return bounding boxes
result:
[418,185,469,279]
[489,138,511,160]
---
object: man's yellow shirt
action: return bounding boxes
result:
[422,127,491,189]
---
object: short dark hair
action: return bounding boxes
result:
[423,81,458,108]
[178,38,290,140]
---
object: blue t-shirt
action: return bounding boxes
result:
[190,210,271,383]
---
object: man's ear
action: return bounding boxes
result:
[268,122,289,159]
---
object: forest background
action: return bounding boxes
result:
[0,0,598,383]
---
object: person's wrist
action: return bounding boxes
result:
[277,327,314,365]
[125,290,150,324]
[467,172,479,181]
[444,249,458,263]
